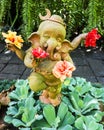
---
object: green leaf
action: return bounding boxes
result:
[82,99,99,114]
[19,128,31,130]
[88,121,99,130]
[4,115,13,123]
[15,80,28,88]
[70,91,80,110]
[43,105,56,126]
[25,97,35,109]
[9,80,30,100]
[75,116,104,130]
[94,111,104,122]
[91,87,104,98]
[54,116,60,128]
[14,100,25,117]
[63,78,70,86]
[42,128,56,130]
[22,108,36,126]
[33,119,50,128]
[15,80,30,99]
[6,106,18,115]
[62,96,81,115]
[9,92,20,100]
[58,125,72,130]
[12,119,26,127]
[61,111,75,126]
[32,127,41,130]
[57,102,68,121]
[75,116,84,130]
[75,82,92,96]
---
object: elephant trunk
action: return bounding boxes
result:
[46,38,61,60]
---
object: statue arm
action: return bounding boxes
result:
[24,48,37,68]
[15,48,25,60]
[6,44,25,60]
[70,33,88,51]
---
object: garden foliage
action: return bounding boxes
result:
[0,0,104,40]
[4,78,104,130]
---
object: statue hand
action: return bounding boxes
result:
[6,44,18,52]
[80,33,88,39]
[24,51,37,68]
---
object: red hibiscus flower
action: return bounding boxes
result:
[32,47,49,59]
[85,28,101,47]
[52,60,76,82]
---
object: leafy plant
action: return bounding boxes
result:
[4,78,104,129]
[0,80,16,93]
[0,0,104,40]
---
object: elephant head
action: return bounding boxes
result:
[28,9,68,60]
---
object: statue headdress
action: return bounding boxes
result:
[39,9,66,28]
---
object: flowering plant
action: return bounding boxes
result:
[52,60,76,82]
[32,47,49,59]
[2,30,24,49]
[84,28,101,48]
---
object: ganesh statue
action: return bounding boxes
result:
[2,9,87,106]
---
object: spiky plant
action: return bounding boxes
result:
[0,0,11,24]
[0,0,104,40]
[21,0,35,40]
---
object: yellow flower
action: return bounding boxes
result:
[2,30,24,49]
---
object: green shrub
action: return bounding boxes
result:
[0,0,104,40]
[4,78,104,130]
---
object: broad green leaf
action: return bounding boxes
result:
[4,115,13,123]
[78,99,84,108]
[94,111,104,122]
[91,87,104,98]
[75,77,86,85]
[54,116,60,128]
[22,108,36,126]
[12,119,26,127]
[82,99,99,114]
[75,116,104,130]
[57,102,68,121]
[62,96,81,115]
[32,127,41,130]
[75,116,84,130]
[9,101,17,106]
[19,86,29,99]
[19,128,31,130]
[75,82,92,96]
[97,124,104,130]
[70,91,80,110]
[25,97,35,109]
[15,79,29,99]
[9,92,20,100]
[62,96,71,105]
[33,119,50,127]
[88,121,99,130]
[9,80,30,100]
[42,128,56,130]
[63,78,70,86]
[43,105,56,126]
[58,125,72,130]
[15,79,28,88]
[6,106,18,115]
[14,100,26,117]
[61,111,75,126]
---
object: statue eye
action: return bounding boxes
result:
[43,34,50,39]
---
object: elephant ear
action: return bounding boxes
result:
[59,40,73,53]
[28,32,40,47]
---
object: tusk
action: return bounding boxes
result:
[39,9,51,20]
